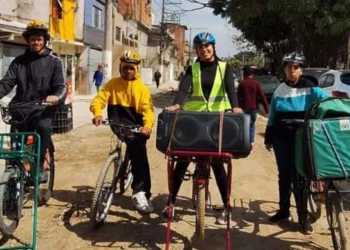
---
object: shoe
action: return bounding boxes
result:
[216,209,229,225]
[131,192,153,214]
[268,211,290,224]
[300,220,313,235]
[162,206,175,220]
[39,170,48,184]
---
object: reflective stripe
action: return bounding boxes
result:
[186,96,229,102]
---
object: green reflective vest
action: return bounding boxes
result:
[183,61,232,112]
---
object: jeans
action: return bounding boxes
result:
[95,85,100,93]
[244,109,257,143]
[272,130,308,223]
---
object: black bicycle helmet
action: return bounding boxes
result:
[282,52,306,67]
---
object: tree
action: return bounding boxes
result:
[185,0,350,69]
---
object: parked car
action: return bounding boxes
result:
[303,68,330,80]
[318,70,350,98]
[254,75,280,101]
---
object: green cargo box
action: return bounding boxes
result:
[296,118,350,180]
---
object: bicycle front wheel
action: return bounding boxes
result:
[90,152,121,229]
[0,168,24,236]
[326,194,348,250]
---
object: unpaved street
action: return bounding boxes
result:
[0,91,346,250]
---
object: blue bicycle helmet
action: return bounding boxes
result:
[282,52,306,67]
[193,32,216,47]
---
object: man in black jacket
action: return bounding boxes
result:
[0,20,67,182]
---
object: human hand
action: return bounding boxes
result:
[165,104,180,111]
[233,107,243,113]
[45,95,59,105]
[140,127,152,136]
[92,116,103,126]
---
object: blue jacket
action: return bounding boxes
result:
[93,70,104,86]
[265,76,328,144]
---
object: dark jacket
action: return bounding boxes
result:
[0,48,67,113]
[237,76,269,113]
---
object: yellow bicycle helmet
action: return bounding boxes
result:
[22,19,50,42]
[120,50,142,64]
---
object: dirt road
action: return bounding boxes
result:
[0,91,344,250]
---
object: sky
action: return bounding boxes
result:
[152,0,242,58]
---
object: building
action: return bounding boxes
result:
[166,23,187,77]
[0,0,50,77]
[50,0,85,98]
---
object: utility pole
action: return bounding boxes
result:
[347,31,350,69]
[103,0,113,82]
[188,27,207,64]
[159,0,166,86]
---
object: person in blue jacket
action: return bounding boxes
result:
[264,52,328,234]
[93,64,104,92]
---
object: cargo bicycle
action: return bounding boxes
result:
[284,115,349,250]
[0,102,55,250]
[90,121,139,229]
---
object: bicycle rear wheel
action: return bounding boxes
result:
[195,183,205,241]
[38,145,55,205]
[0,168,24,236]
[90,152,121,229]
[326,194,348,250]
[308,181,323,220]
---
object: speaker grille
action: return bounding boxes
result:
[209,117,240,147]
[173,115,200,146]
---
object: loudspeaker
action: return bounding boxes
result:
[156,110,251,158]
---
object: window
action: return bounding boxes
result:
[92,6,102,29]
[324,74,335,88]
[318,75,327,88]
[115,26,121,41]
[52,0,63,19]
[340,73,350,86]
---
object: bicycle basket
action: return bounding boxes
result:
[0,133,40,160]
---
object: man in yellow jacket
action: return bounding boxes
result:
[90,50,154,213]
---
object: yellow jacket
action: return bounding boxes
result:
[90,77,154,129]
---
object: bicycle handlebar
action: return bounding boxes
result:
[102,120,141,133]
[281,119,305,124]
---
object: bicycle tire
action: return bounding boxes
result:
[38,145,55,205]
[195,183,205,241]
[0,169,24,236]
[308,181,322,220]
[327,194,349,250]
[90,152,121,229]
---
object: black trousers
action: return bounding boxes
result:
[127,136,152,199]
[272,130,308,223]
[12,110,52,164]
[169,161,228,207]
[155,79,160,88]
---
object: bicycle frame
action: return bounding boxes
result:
[165,150,233,250]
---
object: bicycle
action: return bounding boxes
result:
[90,121,140,229]
[283,119,349,250]
[0,102,56,249]
[165,150,233,250]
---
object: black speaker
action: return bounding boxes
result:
[156,110,251,158]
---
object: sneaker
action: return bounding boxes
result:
[268,211,290,224]
[300,220,314,235]
[39,170,48,184]
[131,191,153,214]
[216,209,228,225]
[162,206,175,220]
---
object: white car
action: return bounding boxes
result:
[318,70,350,98]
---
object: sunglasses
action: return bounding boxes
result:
[286,65,301,70]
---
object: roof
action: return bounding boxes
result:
[0,19,26,33]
